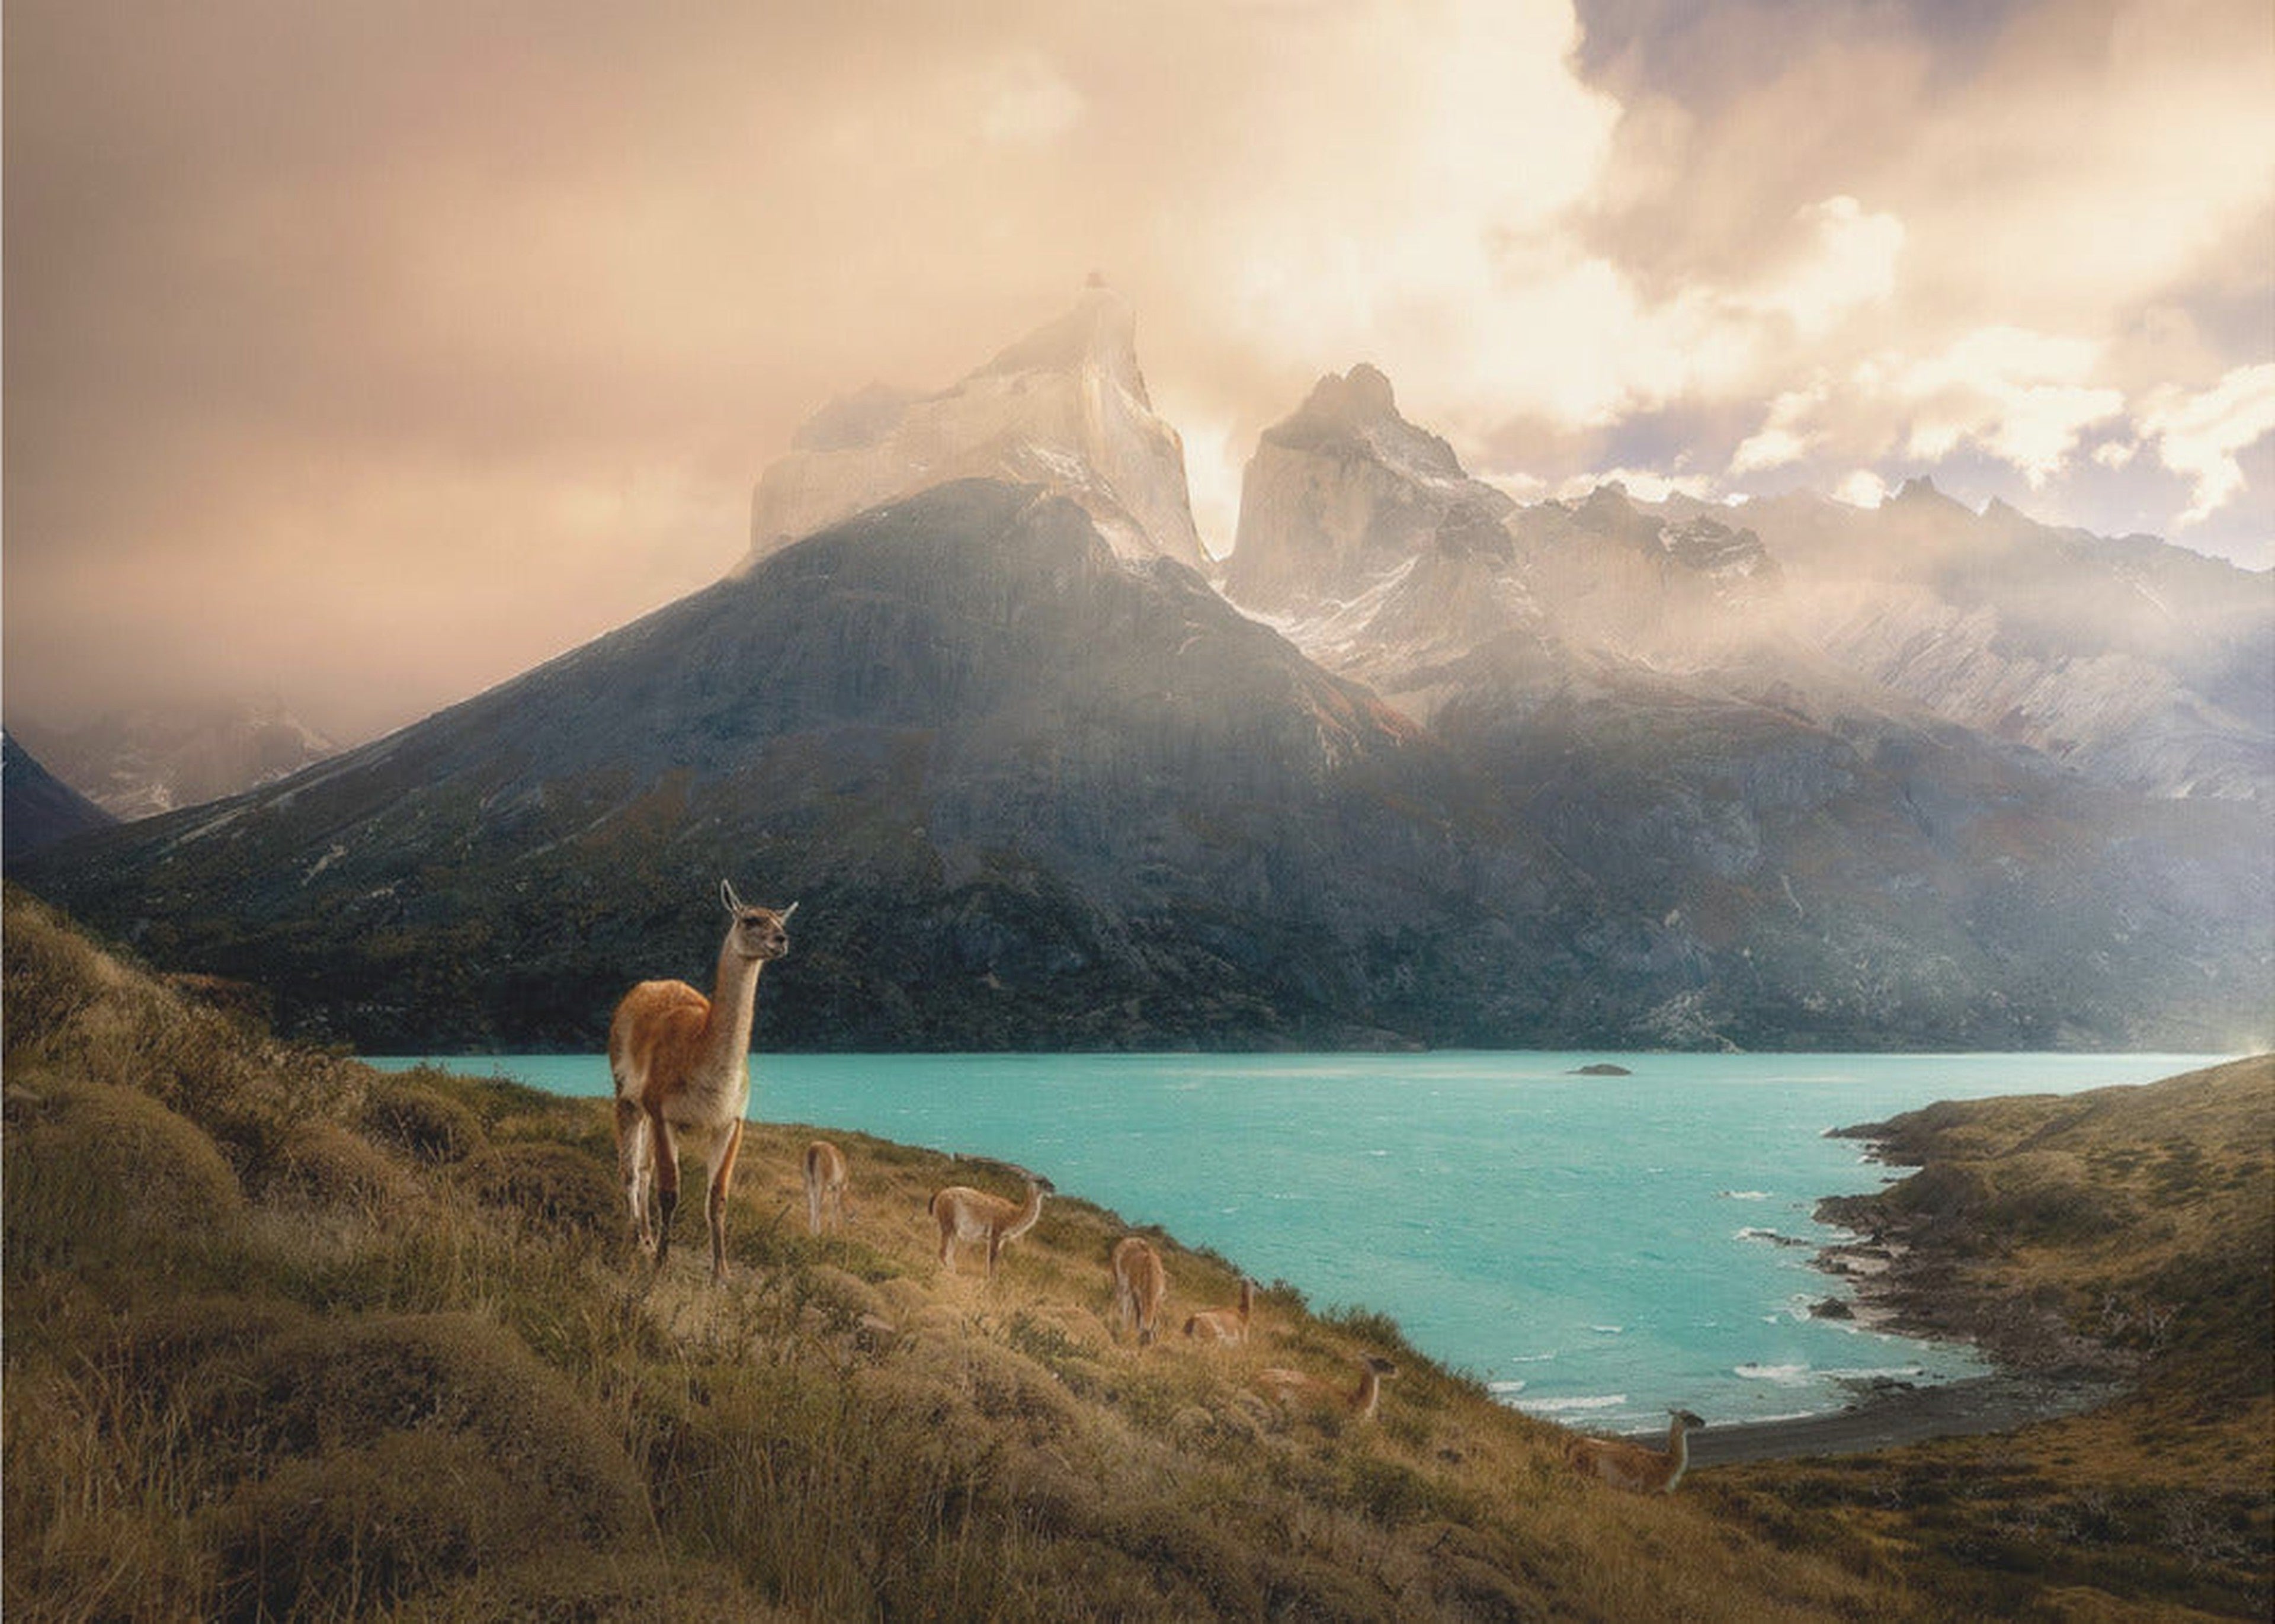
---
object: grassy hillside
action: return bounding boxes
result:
[4,885,1889,1620]
[5,882,2267,1619]
[1706,1056,2274,1619]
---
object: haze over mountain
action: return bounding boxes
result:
[9,700,339,822]
[1231,364,2273,807]
[746,280,1206,573]
[15,296,2271,1054]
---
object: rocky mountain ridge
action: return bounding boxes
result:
[1229,367,2270,805]
[15,306,2271,1052]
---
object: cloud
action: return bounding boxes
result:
[979,53,1087,147]
[1832,469,1890,508]
[2140,363,2275,524]
[1892,328,2126,486]
[4,0,2270,737]
[1730,387,1828,474]
[1739,195,1906,337]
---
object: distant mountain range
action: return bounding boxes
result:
[8,699,338,822]
[15,289,2272,1053]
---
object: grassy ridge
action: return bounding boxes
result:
[3,885,1889,1621]
[1706,1056,2274,1619]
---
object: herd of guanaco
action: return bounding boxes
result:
[613,882,1706,1492]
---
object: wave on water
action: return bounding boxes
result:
[1502,1351,1558,1364]
[1486,1379,1527,1396]
[1516,1394,1629,1415]
[1719,1190,1772,1201]
[1587,1325,1624,1335]
[1734,1363,1813,1385]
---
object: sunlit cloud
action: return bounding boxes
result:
[1729,387,1829,475]
[2140,363,2275,525]
[4,0,2271,737]
[1832,469,1890,509]
[1739,195,1905,338]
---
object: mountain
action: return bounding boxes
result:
[1229,367,2272,809]
[1726,480,2275,801]
[745,280,1208,573]
[1222,363,1516,616]
[9,699,339,821]
[2,731,114,863]
[17,333,2271,1053]
[1214,369,2272,1050]
[18,481,1571,1050]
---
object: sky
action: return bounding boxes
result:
[6,0,2272,744]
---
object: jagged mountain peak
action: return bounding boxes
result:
[1265,363,1475,488]
[745,283,1206,574]
[975,280,1148,398]
[1889,474,1969,515]
[1227,366,1514,614]
[1295,361,1399,425]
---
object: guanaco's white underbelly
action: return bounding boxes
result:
[946,1210,996,1242]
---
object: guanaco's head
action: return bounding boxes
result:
[720,880,797,961]
[1670,1408,1704,1431]
[1363,1356,1399,1379]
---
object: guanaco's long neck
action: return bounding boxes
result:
[1007,1182,1044,1239]
[701,937,766,1088]
[1236,1279,1253,1323]
[1353,1367,1380,1415]
[1662,1419,1692,1490]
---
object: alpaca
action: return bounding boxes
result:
[608,881,794,1280]
[803,1139,849,1235]
[1183,1276,1254,1344]
[1565,1410,1707,1494]
[1111,1236,1169,1346]
[929,1170,1053,1277]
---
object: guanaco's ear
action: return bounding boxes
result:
[781,901,799,921]
[721,879,745,914]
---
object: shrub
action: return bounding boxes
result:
[189,1312,645,1540]
[272,1119,416,1214]
[205,1431,523,1616]
[363,1077,486,1164]
[471,1139,623,1236]
[2,1080,243,1270]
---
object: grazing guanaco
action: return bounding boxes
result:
[607,882,794,1281]
[1183,1276,1254,1344]
[1257,1355,1399,1421]
[1565,1409,1707,1494]
[803,1139,849,1235]
[1111,1237,1169,1346]
[928,1169,1053,1277]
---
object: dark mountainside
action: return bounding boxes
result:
[14,298,2272,1053]
[15,482,1568,1050]
[2,732,114,862]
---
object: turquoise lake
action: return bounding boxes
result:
[371,1050,2226,1431]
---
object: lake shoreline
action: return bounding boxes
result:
[1662,1118,2141,1464]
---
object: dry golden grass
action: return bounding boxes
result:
[6,883,2261,1619]
[1709,1055,2274,1620]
